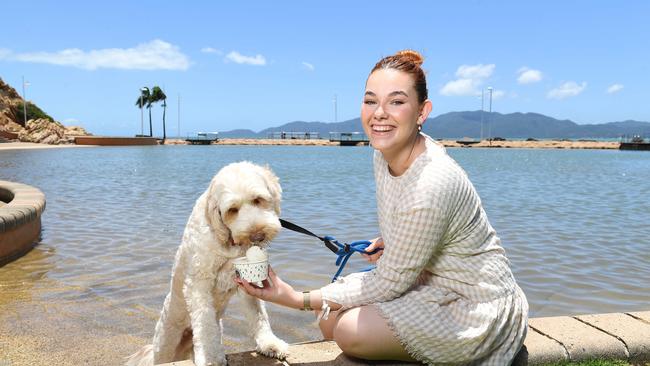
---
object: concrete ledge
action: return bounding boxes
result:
[0,180,46,266]
[74,136,159,146]
[157,310,650,366]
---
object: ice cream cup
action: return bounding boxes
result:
[233,257,268,283]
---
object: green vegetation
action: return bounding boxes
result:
[15,102,54,125]
[135,86,167,140]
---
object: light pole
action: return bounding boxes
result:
[479,88,485,141]
[487,86,493,145]
[333,94,338,123]
[139,87,148,136]
[22,76,30,126]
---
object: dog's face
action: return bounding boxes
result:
[205,162,282,249]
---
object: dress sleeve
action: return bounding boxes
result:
[320,204,449,308]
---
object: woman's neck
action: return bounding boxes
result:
[385,133,425,176]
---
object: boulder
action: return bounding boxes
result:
[18,118,68,144]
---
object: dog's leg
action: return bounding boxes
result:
[152,291,189,364]
[240,291,288,359]
[185,279,227,366]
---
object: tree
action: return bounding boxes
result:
[150,86,167,142]
[135,87,152,136]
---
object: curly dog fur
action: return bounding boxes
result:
[126,161,288,366]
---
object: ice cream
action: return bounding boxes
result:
[246,246,267,262]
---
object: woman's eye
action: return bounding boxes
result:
[363,100,376,105]
[391,100,405,105]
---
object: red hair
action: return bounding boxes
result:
[370,50,428,104]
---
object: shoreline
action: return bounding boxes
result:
[173,138,622,149]
[0,139,622,151]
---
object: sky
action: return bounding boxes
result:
[1,1,649,136]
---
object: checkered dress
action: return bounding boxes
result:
[320,134,529,365]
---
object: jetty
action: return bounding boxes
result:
[159,310,650,366]
[267,131,321,140]
[329,132,369,146]
[620,135,650,151]
[185,132,219,145]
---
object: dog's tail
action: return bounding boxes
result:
[124,344,153,366]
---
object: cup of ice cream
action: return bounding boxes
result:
[233,246,269,283]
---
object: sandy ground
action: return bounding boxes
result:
[438,139,620,149]
[170,138,620,149]
[0,141,94,151]
[0,139,621,150]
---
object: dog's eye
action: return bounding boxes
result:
[253,197,263,206]
[227,207,239,215]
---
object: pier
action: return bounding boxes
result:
[185,132,219,145]
[329,132,369,146]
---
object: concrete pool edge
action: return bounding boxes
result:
[156,310,650,366]
[0,180,46,266]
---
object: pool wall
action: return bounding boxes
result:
[0,180,46,266]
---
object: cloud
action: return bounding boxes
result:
[0,40,190,70]
[606,83,624,94]
[517,67,543,84]
[456,64,495,79]
[201,47,222,55]
[547,81,587,99]
[439,63,495,96]
[225,51,266,66]
[492,90,506,100]
[302,62,314,71]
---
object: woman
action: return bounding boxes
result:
[236,50,529,365]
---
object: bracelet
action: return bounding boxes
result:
[317,300,331,321]
[302,291,312,311]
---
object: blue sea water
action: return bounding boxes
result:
[0,145,649,356]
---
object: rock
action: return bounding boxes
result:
[18,118,67,144]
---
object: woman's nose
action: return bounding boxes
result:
[373,104,387,119]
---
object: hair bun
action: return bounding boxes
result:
[395,50,424,66]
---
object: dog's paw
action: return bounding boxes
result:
[256,335,289,360]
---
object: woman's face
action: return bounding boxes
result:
[361,68,426,158]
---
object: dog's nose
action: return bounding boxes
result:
[250,231,266,243]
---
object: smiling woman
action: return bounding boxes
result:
[236,50,530,365]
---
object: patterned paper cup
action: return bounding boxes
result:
[233,257,268,283]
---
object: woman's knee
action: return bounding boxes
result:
[332,309,365,357]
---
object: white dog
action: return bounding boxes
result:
[126,161,288,366]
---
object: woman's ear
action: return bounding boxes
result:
[418,99,433,124]
[261,165,282,215]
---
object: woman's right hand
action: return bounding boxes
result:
[362,237,384,263]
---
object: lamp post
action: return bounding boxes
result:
[22,76,30,126]
[487,86,493,145]
[479,88,485,141]
[139,87,148,136]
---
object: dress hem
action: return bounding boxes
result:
[373,303,433,366]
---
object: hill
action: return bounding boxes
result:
[0,77,89,143]
[219,111,650,139]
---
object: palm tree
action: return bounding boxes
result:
[150,86,167,142]
[135,87,153,136]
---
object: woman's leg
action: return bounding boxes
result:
[319,305,417,362]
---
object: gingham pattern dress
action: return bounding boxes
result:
[320,134,529,365]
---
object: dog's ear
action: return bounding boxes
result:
[204,178,230,243]
[261,165,282,215]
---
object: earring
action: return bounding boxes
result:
[417,124,422,132]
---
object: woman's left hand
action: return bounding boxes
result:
[234,265,300,309]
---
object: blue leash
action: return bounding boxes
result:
[280,219,381,282]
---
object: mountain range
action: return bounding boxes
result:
[219,111,650,140]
